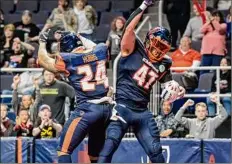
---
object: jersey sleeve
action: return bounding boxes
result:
[158,56,173,83]
[95,43,108,59]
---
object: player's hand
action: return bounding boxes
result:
[143,0,154,6]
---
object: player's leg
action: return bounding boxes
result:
[98,104,129,163]
[88,104,112,163]
[88,120,106,163]
[134,110,165,163]
[57,106,101,163]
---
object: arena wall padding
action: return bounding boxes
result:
[203,139,231,163]
[0,137,231,163]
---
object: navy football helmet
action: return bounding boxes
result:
[59,32,83,53]
[144,27,171,61]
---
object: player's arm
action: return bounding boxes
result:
[121,0,154,57]
[38,42,59,73]
[38,32,59,73]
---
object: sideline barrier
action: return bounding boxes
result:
[0,138,231,163]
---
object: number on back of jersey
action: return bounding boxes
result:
[77,60,109,91]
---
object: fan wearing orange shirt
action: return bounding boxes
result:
[170,36,201,73]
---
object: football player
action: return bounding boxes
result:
[97,0,185,163]
[38,29,112,163]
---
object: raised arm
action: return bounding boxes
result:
[38,32,59,73]
[121,0,154,57]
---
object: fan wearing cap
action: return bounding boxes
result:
[97,0,185,163]
[32,104,62,139]
[38,28,113,163]
[13,10,40,42]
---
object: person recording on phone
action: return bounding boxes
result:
[175,94,228,139]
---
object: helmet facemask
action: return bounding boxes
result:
[145,35,171,62]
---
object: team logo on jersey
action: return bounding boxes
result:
[159,65,165,73]
[82,54,98,63]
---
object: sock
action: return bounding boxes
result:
[90,159,98,163]
[58,154,72,163]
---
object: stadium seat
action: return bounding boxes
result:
[7,111,16,122]
[172,73,185,87]
[1,0,14,14]
[100,11,123,25]
[33,12,49,25]
[194,72,214,92]
[0,74,13,91]
[4,13,21,24]
[40,1,58,13]
[16,0,37,12]
[88,1,110,12]
[111,0,134,12]
[93,25,110,42]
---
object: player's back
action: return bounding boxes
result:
[116,38,172,108]
[60,43,109,104]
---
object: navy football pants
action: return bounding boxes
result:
[57,102,112,162]
[98,103,165,163]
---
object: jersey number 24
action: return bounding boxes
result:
[77,60,109,91]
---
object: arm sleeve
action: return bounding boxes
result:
[12,90,19,115]
[46,9,56,25]
[211,104,228,129]
[200,22,211,33]
[183,20,192,37]
[175,107,191,129]
[31,89,42,122]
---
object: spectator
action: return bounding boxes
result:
[11,58,43,94]
[155,100,178,138]
[207,58,231,116]
[175,97,228,139]
[12,74,42,123]
[170,36,201,73]
[13,10,40,42]
[226,6,231,39]
[183,4,204,42]
[213,0,231,10]
[12,108,33,137]
[32,104,62,138]
[73,0,97,40]
[0,9,4,28]
[40,70,75,125]
[106,16,126,68]
[9,37,35,68]
[42,0,77,33]
[163,0,191,51]
[0,104,14,137]
[200,10,227,75]
[0,24,15,68]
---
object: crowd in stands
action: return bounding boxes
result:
[0,0,231,139]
